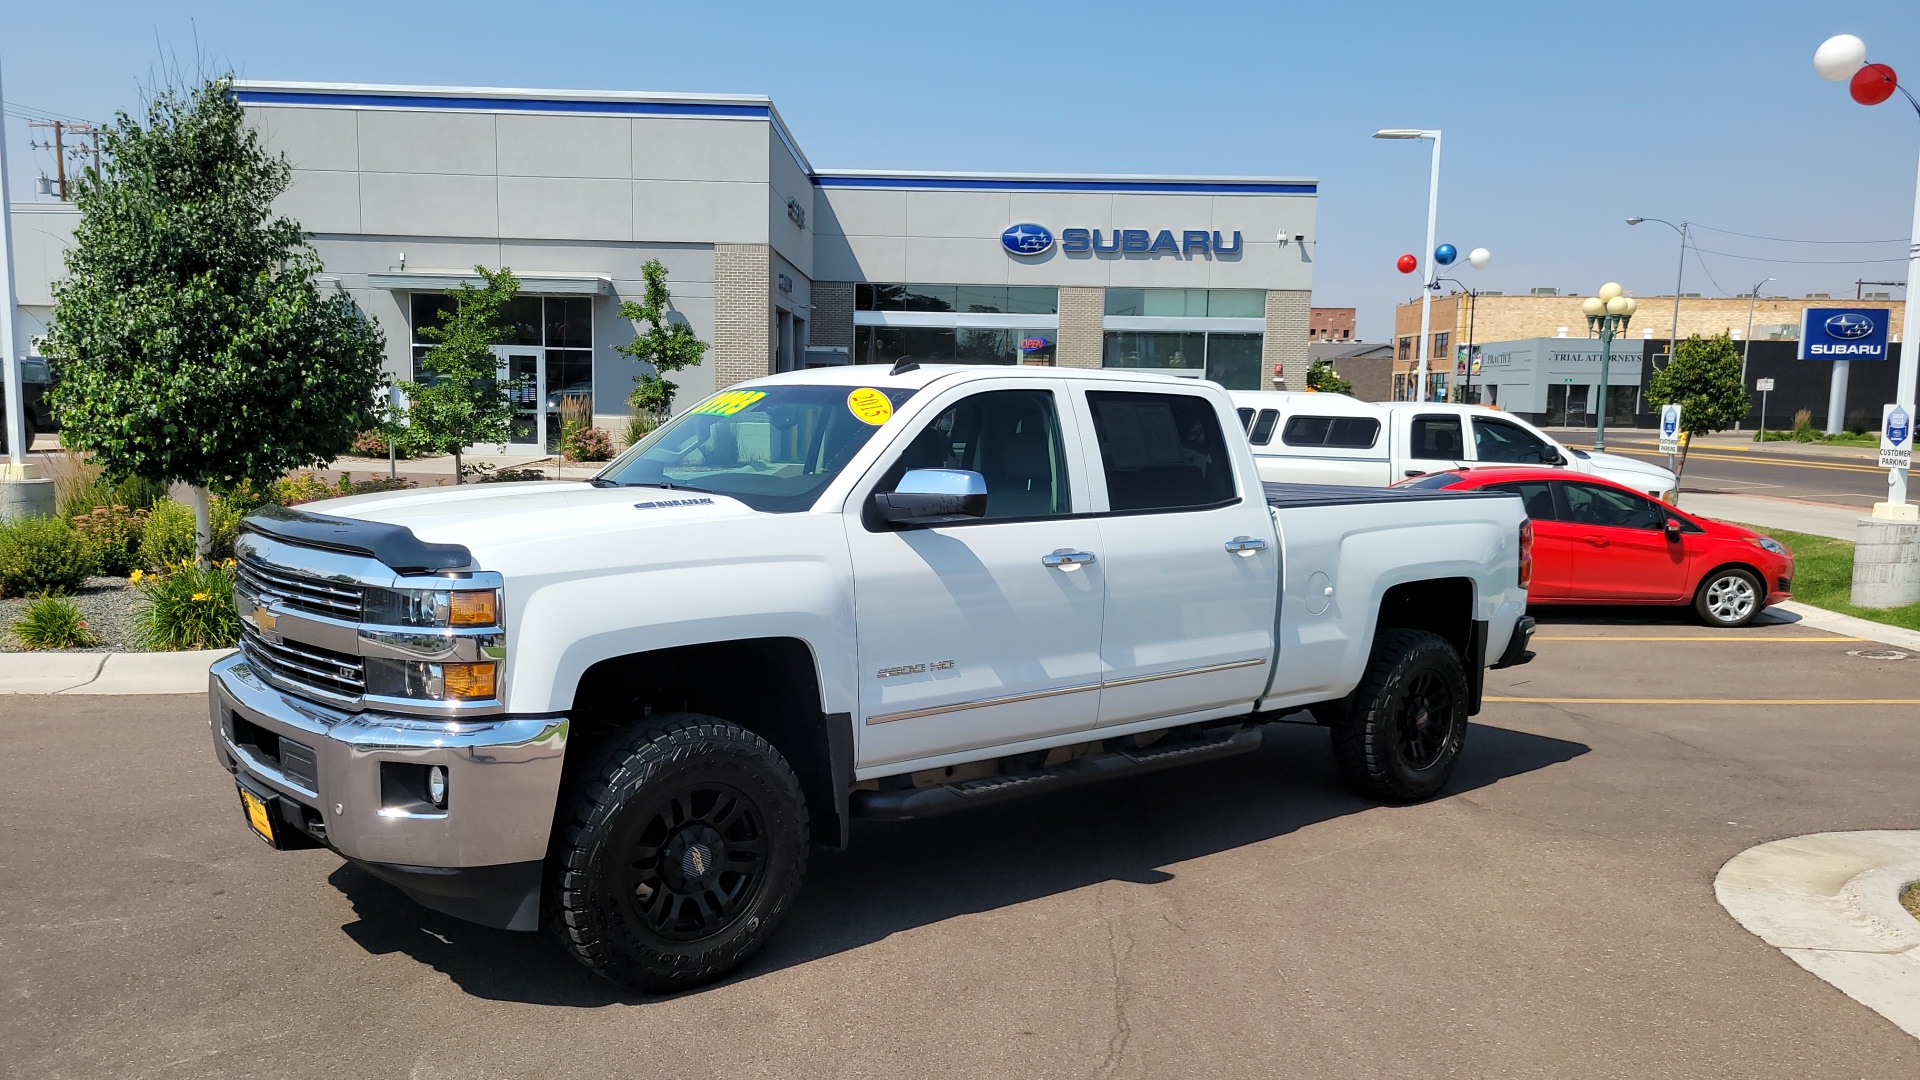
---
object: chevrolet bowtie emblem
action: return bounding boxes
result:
[251,604,278,637]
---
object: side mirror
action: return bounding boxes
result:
[1543,448,1566,466]
[1664,517,1683,540]
[874,469,988,526]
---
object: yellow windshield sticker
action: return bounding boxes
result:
[691,390,766,417]
[847,387,893,426]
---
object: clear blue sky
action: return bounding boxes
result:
[4,0,1917,340]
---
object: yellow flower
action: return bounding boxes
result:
[192,592,210,601]
[223,558,236,567]
[129,569,144,583]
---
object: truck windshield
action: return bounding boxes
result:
[593,384,918,513]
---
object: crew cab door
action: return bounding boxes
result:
[1399,412,1470,480]
[1555,480,1689,600]
[845,380,1105,768]
[1071,384,1278,727]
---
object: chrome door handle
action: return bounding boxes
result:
[1225,536,1268,556]
[1042,549,1096,571]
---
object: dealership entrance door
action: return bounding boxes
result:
[494,345,546,452]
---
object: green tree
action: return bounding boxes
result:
[41,76,386,561]
[401,267,522,483]
[615,260,709,419]
[1305,359,1353,396]
[1647,333,1750,478]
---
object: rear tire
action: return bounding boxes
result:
[1693,567,1763,628]
[547,713,809,993]
[1329,629,1470,803]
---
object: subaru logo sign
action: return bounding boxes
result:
[1825,312,1874,339]
[1001,223,1053,256]
[1890,407,1911,446]
[1662,408,1679,437]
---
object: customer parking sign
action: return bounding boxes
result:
[1882,404,1913,470]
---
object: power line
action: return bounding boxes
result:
[3,101,97,125]
[1691,222,1908,246]
[1689,245,1910,265]
[1687,241,1730,297]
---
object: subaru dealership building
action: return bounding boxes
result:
[8,81,1318,454]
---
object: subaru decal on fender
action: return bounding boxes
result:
[1001,224,1054,255]
[1798,307,1890,360]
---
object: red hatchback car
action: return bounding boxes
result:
[1398,467,1794,627]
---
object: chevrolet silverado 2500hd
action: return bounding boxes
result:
[210,364,1535,991]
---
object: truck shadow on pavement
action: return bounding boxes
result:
[327,719,1587,1007]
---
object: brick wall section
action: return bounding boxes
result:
[811,281,855,355]
[1056,287,1104,369]
[713,244,773,389]
[1264,289,1310,389]
[1394,294,1907,355]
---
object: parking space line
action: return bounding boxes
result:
[1486,696,1911,705]
[1532,636,1869,642]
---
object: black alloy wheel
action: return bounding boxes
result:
[616,782,769,941]
[1329,628,1471,803]
[1393,668,1457,771]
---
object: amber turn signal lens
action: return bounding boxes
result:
[448,590,498,627]
[440,662,497,699]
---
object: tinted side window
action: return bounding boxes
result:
[1282,415,1381,449]
[1474,418,1552,464]
[1409,415,1465,459]
[882,389,1070,520]
[1236,407,1254,432]
[1249,409,1280,445]
[1558,482,1663,529]
[1087,390,1237,512]
[1486,480,1558,521]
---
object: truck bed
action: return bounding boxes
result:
[1262,482,1517,509]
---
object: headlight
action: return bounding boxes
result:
[1750,536,1790,557]
[365,587,501,628]
[366,658,499,701]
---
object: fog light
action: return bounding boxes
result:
[427,765,448,808]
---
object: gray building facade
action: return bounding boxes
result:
[8,81,1318,456]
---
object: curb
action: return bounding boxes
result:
[1773,601,1920,652]
[1715,831,1920,1040]
[0,648,232,695]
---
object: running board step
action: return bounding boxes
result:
[850,727,1264,821]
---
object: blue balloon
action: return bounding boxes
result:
[1434,243,1458,266]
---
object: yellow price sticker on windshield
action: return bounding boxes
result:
[847,387,893,426]
[691,390,766,417]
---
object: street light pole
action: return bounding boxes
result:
[1582,283,1637,452]
[1627,216,1689,360]
[1375,128,1442,400]
[1740,276,1774,431]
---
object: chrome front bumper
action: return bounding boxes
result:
[208,653,568,927]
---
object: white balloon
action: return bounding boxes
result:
[1814,34,1867,82]
[1467,247,1491,269]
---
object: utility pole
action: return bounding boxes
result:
[28,120,102,200]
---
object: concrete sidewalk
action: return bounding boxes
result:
[0,648,230,694]
[1679,491,1867,541]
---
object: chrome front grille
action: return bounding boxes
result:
[240,621,365,699]
[237,553,363,621]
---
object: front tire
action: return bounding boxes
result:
[1694,567,1763,628]
[548,713,809,992]
[1329,629,1470,803]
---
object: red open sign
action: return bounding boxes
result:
[1020,337,1050,352]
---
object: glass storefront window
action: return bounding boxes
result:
[854,325,1057,367]
[856,283,1058,314]
[1101,331,1262,390]
[1104,288,1265,318]
[410,293,596,443]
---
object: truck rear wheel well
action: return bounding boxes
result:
[569,638,848,847]
[1375,577,1475,658]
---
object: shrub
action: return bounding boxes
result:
[8,595,100,649]
[340,476,416,497]
[140,496,245,567]
[351,429,403,457]
[57,466,168,519]
[562,424,615,462]
[477,466,549,483]
[70,504,149,577]
[624,413,659,450]
[270,472,337,506]
[0,516,95,597]
[131,559,239,650]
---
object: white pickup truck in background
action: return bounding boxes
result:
[1229,390,1678,500]
[210,365,1534,993]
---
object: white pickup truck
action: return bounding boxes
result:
[1228,390,1679,500]
[209,364,1534,991]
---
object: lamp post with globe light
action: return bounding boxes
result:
[1430,246,1494,402]
[1814,33,1919,520]
[1581,284,1636,452]
[1375,128,1442,400]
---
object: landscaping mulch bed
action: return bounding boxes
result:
[0,577,141,652]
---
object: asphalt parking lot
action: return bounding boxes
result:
[5,611,1919,1079]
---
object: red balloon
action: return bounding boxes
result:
[1396,253,1418,274]
[1851,63,1898,106]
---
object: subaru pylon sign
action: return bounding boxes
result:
[1001,224,1054,256]
[1798,307,1890,360]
